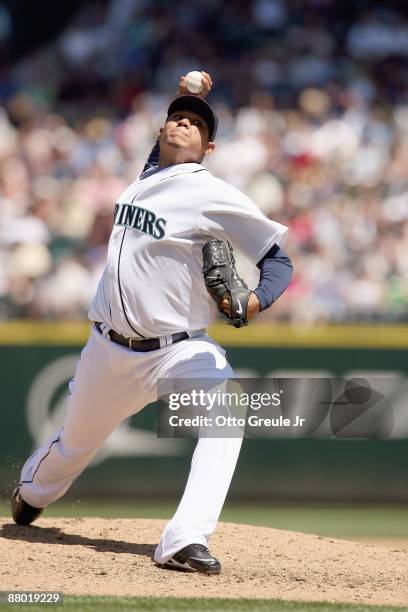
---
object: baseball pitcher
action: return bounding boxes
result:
[11,72,293,574]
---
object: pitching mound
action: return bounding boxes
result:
[0,518,407,607]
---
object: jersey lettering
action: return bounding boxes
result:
[134,207,145,230]
[154,217,167,240]
[114,203,167,240]
[124,205,137,227]
[142,211,156,236]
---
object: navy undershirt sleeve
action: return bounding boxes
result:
[142,140,160,173]
[253,244,294,311]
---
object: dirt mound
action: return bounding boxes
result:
[0,518,407,607]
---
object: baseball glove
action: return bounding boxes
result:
[202,239,251,328]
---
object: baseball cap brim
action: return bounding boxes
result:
[167,95,218,141]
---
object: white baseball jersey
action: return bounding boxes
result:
[88,162,288,338]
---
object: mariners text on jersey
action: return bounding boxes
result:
[114,203,167,239]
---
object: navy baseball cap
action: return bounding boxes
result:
[167,95,218,141]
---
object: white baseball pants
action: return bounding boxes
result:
[18,326,243,564]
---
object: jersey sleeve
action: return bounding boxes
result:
[197,179,288,264]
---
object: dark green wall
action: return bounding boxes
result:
[1,344,407,501]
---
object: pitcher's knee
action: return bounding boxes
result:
[52,442,96,476]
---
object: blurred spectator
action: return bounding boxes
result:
[0,0,407,323]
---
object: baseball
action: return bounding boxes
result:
[185,71,204,94]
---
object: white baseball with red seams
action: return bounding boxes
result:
[17,161,288,564]
[185,71,204,94]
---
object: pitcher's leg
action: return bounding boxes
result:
[19,328,151,509]
[154,435,242,563]
[19,395,110,509]
[154,336,243,564]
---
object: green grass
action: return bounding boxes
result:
[0,596,406,612]
[1,499,407,538]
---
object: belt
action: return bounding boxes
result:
[94,321,189,352]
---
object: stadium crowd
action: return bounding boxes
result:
[0,0,407,323]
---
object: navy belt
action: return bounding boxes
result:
[94,322,189,352]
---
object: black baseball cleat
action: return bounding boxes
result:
[11,487,43,526]
[159,543,221,574]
